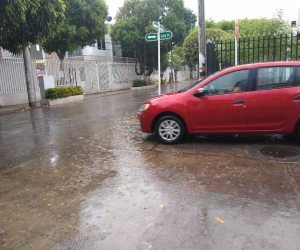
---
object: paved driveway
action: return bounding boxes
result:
[0,82,300,250]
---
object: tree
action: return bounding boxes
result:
[42,0,108,60]
[172,46,186,69]
[0,0,65,54]
[0,0,65,106]
[238,10,292,37]
[182,25,235,79]
[216,20,234,32]
[110,0,196,76]
[182,28,198,79]
[206,19,217,29]
[206,28,228,41]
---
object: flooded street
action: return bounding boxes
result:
[1,83,300,250]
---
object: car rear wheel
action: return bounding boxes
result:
[296,122,300,142]
[155,116,186,144]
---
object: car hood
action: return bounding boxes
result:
[145,91,179,103]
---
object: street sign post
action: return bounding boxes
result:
[145,31,173,41]
[152,21,165,32]
[235,19,239,65]
[146,22,173,95]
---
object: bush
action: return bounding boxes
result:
[155,79,168,85]
[45,86,83,99]
[132,79,147,87]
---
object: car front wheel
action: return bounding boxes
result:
[155,116,186,144]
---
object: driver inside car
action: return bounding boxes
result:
[233,79,247,92]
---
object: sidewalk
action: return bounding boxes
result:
[0,78,198,115]
[0,103,31,115]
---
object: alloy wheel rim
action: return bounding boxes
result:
[159,120,181,141]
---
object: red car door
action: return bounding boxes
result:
[246,66,300,131]
[187,70,250,133]
[188,92,249,133]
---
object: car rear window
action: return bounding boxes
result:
[256,66,299,90]
[296,67,300,86]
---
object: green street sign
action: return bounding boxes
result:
[160,31,173,40]
[152,21,165,32]
[145,33,158,41]
[145,31,173,41]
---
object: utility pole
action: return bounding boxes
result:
[198,0,206,79]
[297,9,300,36]
[158,22,161,95]
[23,46,38,107]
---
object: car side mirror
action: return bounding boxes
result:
[193,88,204,97]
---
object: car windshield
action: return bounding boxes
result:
[178,79,204,93]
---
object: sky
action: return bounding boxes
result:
[107,0,300,23]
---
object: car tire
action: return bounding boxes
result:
[296,122,300,142]
[155,116,186,144]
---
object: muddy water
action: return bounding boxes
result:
[1,84,300,250]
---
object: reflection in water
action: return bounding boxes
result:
[2,87,300,250]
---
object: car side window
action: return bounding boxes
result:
[203,70,249,96]
[296,67,300,86]
[256,66,298,90]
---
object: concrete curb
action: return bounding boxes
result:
[40,95,84,106]
[0,104,31,115]
[131,85,157,91]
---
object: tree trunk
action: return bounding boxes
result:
[189,65,193,79]
[57,52,66,85]
[145,68,153,76]
[22,45,38,107]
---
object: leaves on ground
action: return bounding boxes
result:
[214,216,225,223]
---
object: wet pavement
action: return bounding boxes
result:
[0,81,300,250]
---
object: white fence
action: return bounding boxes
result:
[0,58,39,95]
[0,57,140,106]
[151,67,197,82]
[0,57,197,107]
[0,58,40,106]
[45,59,139,94]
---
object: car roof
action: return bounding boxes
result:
[221,61,300,74]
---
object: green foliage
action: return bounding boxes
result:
[132,79,147,87]
[206,19,217,29]
[45,86,83,99]
[183,28,198,67]
[215,10,295,66]
[238,10,292,37]
[110,0,196,76]
[0,0,65,54]
[201,10,295,67]
[208,10,292,39]
[206,28,228,40]
[172,46,186,68]
[216,20,234,32]
[41,0,108,60]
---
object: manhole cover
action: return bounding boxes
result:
[259,146,299,158]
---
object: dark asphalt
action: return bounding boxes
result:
[0,81,300,250]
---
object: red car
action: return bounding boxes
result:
[139,62,300,144]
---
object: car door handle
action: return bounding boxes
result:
[293,95,300,100]
[233,99,244,104]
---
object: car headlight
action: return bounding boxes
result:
[139,103,150,112]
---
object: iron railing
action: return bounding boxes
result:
[207,34,300,74]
